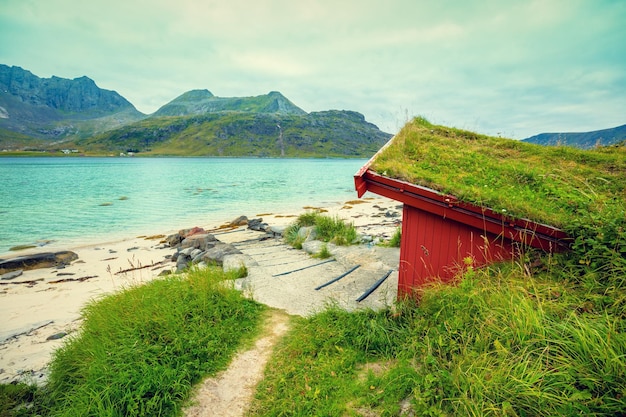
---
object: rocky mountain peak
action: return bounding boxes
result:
[0,64,137,114]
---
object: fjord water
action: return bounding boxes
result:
[0,157,367,254]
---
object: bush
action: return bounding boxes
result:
[285,211,358,247]
[43,266,265,416]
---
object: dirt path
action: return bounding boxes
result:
[183,309,291,417]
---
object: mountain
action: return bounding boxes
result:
[70,109,392,157]
[522,124,626,149]
[153,89,306,117]
[0,64,392,157]
[0,64,146,143]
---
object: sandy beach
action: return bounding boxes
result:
[0,196,401,386]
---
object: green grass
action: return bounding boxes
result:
[284,211,358,248]
[370,117,626,229]
[247,258,626,416]
[4,266,265,417]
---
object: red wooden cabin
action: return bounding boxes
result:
[355,160,570,298]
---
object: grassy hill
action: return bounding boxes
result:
[67,110,391,157]
[153,89,306,117]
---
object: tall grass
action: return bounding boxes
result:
[40,266,265,417]
[284,211,358,248]
[248,260,626,416]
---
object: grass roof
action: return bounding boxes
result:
[369,117,626,229]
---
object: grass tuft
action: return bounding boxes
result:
[285,211,358,248]
[40,266,265,416]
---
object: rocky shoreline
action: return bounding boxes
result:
[0,197,401,385]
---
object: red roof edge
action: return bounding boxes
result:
[355,167,571,252]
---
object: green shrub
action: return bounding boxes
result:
[313,243,332,259]
[248,262,626,416]
[285,211,358,248]
[43,266,265,417]
[0,383,42,417]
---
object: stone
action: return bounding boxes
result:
[302,240,324,255]
[200,243,242,265]
[230,215,249,226]
[298,226,317,241]
[180,233,218,251]
[0,251,78,274]
[179,247,195,256]
[1,269,23,280]
[191,251,206,264]
[185,226,207,237]
[165,233,183,247]
[46,332,67,341]
[223,254,257,273]
[269,225,287,237]
[248,218,269,232]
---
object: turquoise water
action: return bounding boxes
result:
[0,157,367,254]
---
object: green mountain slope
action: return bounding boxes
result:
[71,110,391,157]
[523,123,626,148]
[154,89,306,116]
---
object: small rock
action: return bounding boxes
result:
[180,233,218,251]
[269,225,287,237]
[248,218,268,232]
[179,247,195,256]
[46,332,67,341]
[1,269,23,281]
[201,243,242,265]
[298,226,317,241]
[165,233,183,248]
[230,215,249,226]
[0,251,78,274]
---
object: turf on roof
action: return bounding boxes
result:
[369,117,626,229]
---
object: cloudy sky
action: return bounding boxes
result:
[1,0,624,138]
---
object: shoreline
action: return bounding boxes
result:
[0,195,401,385]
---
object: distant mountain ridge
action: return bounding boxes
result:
[0,64,391,157]
[523,124,626,149]
[154,89,306,117]
[72,109,391,157]
[0,65,136,114]
[0,64,146,142]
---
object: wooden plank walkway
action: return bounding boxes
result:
[218,228,399,316]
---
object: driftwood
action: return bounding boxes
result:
[0,320,54,344]
[0,278,44,286]
[115,260,167,275]
[49,275,98,284]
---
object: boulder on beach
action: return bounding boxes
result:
[0,251,78,274]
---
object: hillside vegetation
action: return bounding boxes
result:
[69,110,391,157]
[371,117,626,229]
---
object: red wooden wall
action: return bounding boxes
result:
[398,204,516,297]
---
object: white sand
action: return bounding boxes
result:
[0,196,401,385]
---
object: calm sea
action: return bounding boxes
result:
[0,157,368,254]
